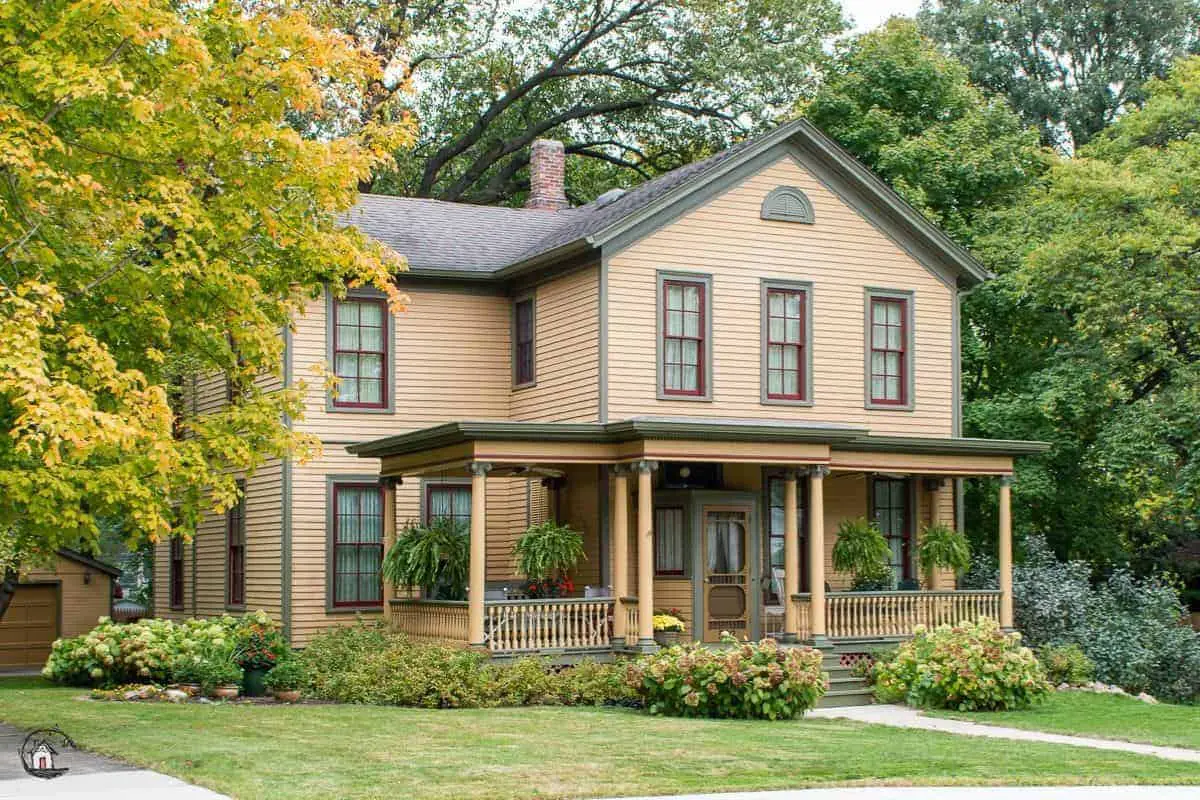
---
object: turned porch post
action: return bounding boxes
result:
[610,466,630,647]
[468,462,491,648]
[381,476,400,610]
[998,475,1014,630]
[782,470,801,642]
[808,465,829,646]
[635,460,657,649]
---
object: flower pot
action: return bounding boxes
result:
[654,630,682,647]
[212,685,240,700]
[273,689,302,703]
[178,682,201,697]
[242,667,268,697]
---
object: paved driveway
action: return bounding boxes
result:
[0,723,227,799]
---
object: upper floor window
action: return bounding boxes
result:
[866,292,911,408]
[226,479,246,608]
[513,296,535,387]
[332,296,388,409]
[425,483,471,529]
[331,483,383,607]
[169,537,184,610]
[763,283,810,403]
[660,277,708,398]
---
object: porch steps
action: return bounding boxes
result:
[813,642,890,709]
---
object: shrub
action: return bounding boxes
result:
[626,635,827,720]
[831,518,892,590]
[1038,644,1095,686]
[196,650,242,694]
[264,659,308,692]
[43,614,273,686]
[233,612,288,671]
[869,617,1051,711]
[299,620,392,696]
[553,660,639,707]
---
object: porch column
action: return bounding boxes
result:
[610,466,630,647]
[634,460,657,649]
[468,462,491,648]
[925,478,947,590]
[808,465,829,646]
[782,469,801,642]
[998,475,1014,630]
[381,476,400,610]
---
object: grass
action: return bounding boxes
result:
[929,691,1200,751]
[1,678,1198,799]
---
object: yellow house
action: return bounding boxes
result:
[154,120,1044,676]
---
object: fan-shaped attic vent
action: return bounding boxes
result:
[760,185,814,224]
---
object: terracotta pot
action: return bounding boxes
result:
[273,689,302,703]
[654,630,683,647]
[178,682,201,697]
[212,685,240,700]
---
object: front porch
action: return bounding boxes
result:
[349,419,1042,658]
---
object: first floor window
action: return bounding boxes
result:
[765,287,806,400]
[872,478,911,586]
[654,507,686,576]
[868,295,908,405]
[332,483,383,607]
[332,296,388,408]
[425,484,471,529]
[765,476,808,602]
[227,479,246,607]
[662,279,705,395]
[169,538,184,609]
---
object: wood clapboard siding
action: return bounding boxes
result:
[511,265,600,422]
[604,155,955,436]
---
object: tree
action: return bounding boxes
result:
[964,56,1200,568]
[305,0,845,205]
[919,0,1200,153]
[803,18,1046,242]
[0,0,414,618]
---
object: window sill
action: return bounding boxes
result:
[326,604,384,614]
[865,401,915,412]
[657,392,713,402]
[512,380,537,391]
[328,403,394,415]
[762,397,814,407]
[225,604,246,613]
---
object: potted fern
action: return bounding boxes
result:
[917,522,971,588]
[382,517,470,600]
[514,521,585,598]
[831,517,892,591]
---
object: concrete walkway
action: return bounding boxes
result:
[609,789,1200,800]
[809,704,1200,763]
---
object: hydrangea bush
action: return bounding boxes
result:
[626,634,827,720]
[43,611,283,687]
[869,618,1050,711]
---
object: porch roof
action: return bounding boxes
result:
[346,417,1048,476]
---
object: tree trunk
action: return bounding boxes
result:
[0,566,19,623]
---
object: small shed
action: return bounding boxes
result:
[0,550,119,669]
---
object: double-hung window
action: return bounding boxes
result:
[763,283,810,402]
[169,537,184,610]
[867,292,911,407]
[332,296,388,409]
[661,277,708,397]
[331,483,384,608]
[226,479,246,607]
[513,296,535,387]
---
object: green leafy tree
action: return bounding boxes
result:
[919,0,1200,153]
[308,0,845,204]
[0,0,414,618]
[804,18,1046,241]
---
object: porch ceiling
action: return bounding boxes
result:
[346,418,1049,478]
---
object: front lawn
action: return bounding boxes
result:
[929,691,1200,751]
[1,678,1197,799]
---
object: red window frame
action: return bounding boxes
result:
[872,477,912,582]
[331,483,384,608]
[514,298,535,386]
[869,296,907,405]
[424,484,472,529]
[765,287,807,401]
[332,296,388,409]
[766,476,808,601]
[226,480,246,607]
[661,280,705,396]
[653,506,686,576]
[169,537,184,610]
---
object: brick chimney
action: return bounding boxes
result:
[525,139,569,211]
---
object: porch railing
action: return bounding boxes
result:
[620,597,638,647]
[389,599,469,642]
[486,597,614,653]
[820,590,1001,639]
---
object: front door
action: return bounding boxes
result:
[701,506,751,642]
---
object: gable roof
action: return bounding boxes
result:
[350,118,990,287]
[58,549,121,577]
